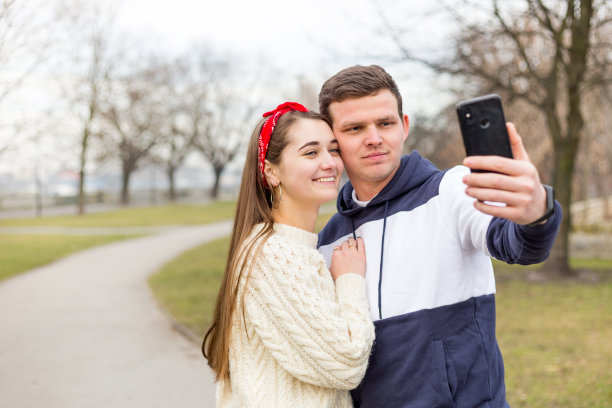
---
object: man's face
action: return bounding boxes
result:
[328,89,409,200]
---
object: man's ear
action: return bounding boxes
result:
[263,160,280,186]
[402,114,410,142]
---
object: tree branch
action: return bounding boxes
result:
[492,0,541,81]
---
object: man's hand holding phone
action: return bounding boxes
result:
[461,122,548,225]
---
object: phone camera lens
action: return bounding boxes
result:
[480,118,490,129]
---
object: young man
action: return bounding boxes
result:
[317,65,561,408]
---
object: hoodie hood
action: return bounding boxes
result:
[337,151,440,216]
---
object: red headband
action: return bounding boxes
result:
[258,102,309,188]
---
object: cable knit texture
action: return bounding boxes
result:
[216,223,374,408]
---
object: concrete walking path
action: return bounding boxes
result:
[0,225,178,235]
[0,220,232,407]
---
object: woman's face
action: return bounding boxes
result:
[271,118,344,209]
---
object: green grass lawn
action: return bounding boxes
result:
[0,201,236,228]
[0,200,237,282]
[0,234,136,281]
[150,228,612,407]
[493,260,612,408]
[148,213,334,338]
[149,236,230,339]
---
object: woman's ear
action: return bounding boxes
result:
[263,160,280,187]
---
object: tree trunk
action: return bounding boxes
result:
[543,138,575,276]
[78,96,96,215]
[77,169,86,214]
[77,127,89,215]
[167,166,177,202]
[210,165,223,199]
[120,164,132,205]
[542,99,583,277]
[541,0,592,278]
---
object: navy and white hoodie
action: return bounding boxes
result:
[318,152,562,408]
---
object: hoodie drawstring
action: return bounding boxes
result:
[377,201,389,319]
[350,200,389,320]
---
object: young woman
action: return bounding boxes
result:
[202,102,374,407]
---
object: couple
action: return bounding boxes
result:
[203,65,562,408]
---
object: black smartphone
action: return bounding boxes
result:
[456,94,513,172]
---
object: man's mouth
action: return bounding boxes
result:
[364,151,387,159]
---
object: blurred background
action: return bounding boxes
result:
[1,0,611,273]
[0,0,457,212]
[1,1,611,406]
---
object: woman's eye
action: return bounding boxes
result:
[304,150,317,156]
[330,147,340,154]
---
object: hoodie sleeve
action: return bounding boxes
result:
[440,165,562,264]
[486,201,562,264]
[439,166,494,255]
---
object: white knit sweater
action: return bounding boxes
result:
[217,223,375,408]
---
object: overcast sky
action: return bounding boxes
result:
[118,0,387,71]
[115,0,454,110]
[1,0,456,178]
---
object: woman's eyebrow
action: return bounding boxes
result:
[298,141,320,150]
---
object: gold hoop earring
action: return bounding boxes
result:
[272,184,282,209]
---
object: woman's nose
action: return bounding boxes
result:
[320,150,337,170]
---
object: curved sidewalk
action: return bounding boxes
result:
[0,220,232,408]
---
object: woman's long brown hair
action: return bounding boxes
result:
[202,110,328,382]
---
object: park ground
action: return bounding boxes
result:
[0,200,610,407]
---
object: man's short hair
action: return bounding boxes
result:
[318,65,403,123]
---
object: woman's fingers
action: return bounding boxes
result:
[356,237,365,255]
[335,237,363,253]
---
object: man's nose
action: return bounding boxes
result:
[364,125,382,145]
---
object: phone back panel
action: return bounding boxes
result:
[456,94,513,159]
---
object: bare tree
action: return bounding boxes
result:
[283,74,320,111]
[0,0,55,155]
[148,58,196,202]
[195,90,257,199]
[55,0,118,214]
[576,83,612,221]
[101,59,167,205]
[161,111,197,202]
[179,51,262,199]
[403,107,464,170]
[375,0,612,277]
